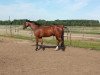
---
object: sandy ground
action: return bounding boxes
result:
[0,37,100,75]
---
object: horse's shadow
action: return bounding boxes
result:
[31,44,66,51]
[31,44,56,48]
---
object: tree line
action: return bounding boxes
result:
[0,19,100,26]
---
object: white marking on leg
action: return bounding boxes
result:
[55,46,58,50]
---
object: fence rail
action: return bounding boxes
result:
[0,25,100,50]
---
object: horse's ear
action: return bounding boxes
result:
[10,21,13,25]
[26,19,29,22]
[26,20,32,23]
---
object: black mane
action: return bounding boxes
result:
[26,20,33,23]
[26,20,41,26]
[33,21,41,26]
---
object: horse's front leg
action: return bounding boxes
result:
[39,38,45,50]
[35,37,39,51]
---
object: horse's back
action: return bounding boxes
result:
[34,25,64,37]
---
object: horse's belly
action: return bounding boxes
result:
[43,33,53,37]
[36,29,53,37]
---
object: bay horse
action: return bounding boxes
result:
[23,21,65,51]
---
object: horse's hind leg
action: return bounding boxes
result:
[55,36,65,51]
[60,38,65,51]
[55,37,61,50]
[61,33,65,51]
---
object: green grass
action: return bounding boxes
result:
[70,30,100,34]
[0,34,34,41]
[64,40,100,50]
[13,35,34,40]
[65,26,100,34]
[0,34,100,50]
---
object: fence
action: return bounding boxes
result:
[0,25,100,40]
[64,26,100,40]
[0,25,100,50]
[0,25,33,36]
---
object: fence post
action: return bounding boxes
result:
[67,27,69,40]
[9,16,13,36]
[5,25,7,35]
[69,28,71,46]
[82,24,85,40]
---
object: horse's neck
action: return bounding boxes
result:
[30,23,39,31]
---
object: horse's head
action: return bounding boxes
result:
[23,21,39,30]
[23,22,30,29]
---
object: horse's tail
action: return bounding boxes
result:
[61,25,65,51]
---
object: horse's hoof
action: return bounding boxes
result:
[55,46,59,51]
[35,48,38,51]
[62,47,65,51]
[55,49,59,51]
[35,50,38,51]
[42,47,45,51]
[54,48,59,51]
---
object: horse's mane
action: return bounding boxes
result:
[33,21,41,26]
[26,20,41,26]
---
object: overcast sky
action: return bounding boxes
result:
[0,0,100,20]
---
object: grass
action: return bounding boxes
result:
[0,34,34,41]
[13,35,34,40]
[64,40,100,50]
[0,34,100,51]
[70,30,100,34]
[65,26,100,34]
[0,25,100,50]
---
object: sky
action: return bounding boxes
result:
[0,0,100,21]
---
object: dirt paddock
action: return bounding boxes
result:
[0,37,100,75]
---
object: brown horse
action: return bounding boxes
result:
[23,21,65,51]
